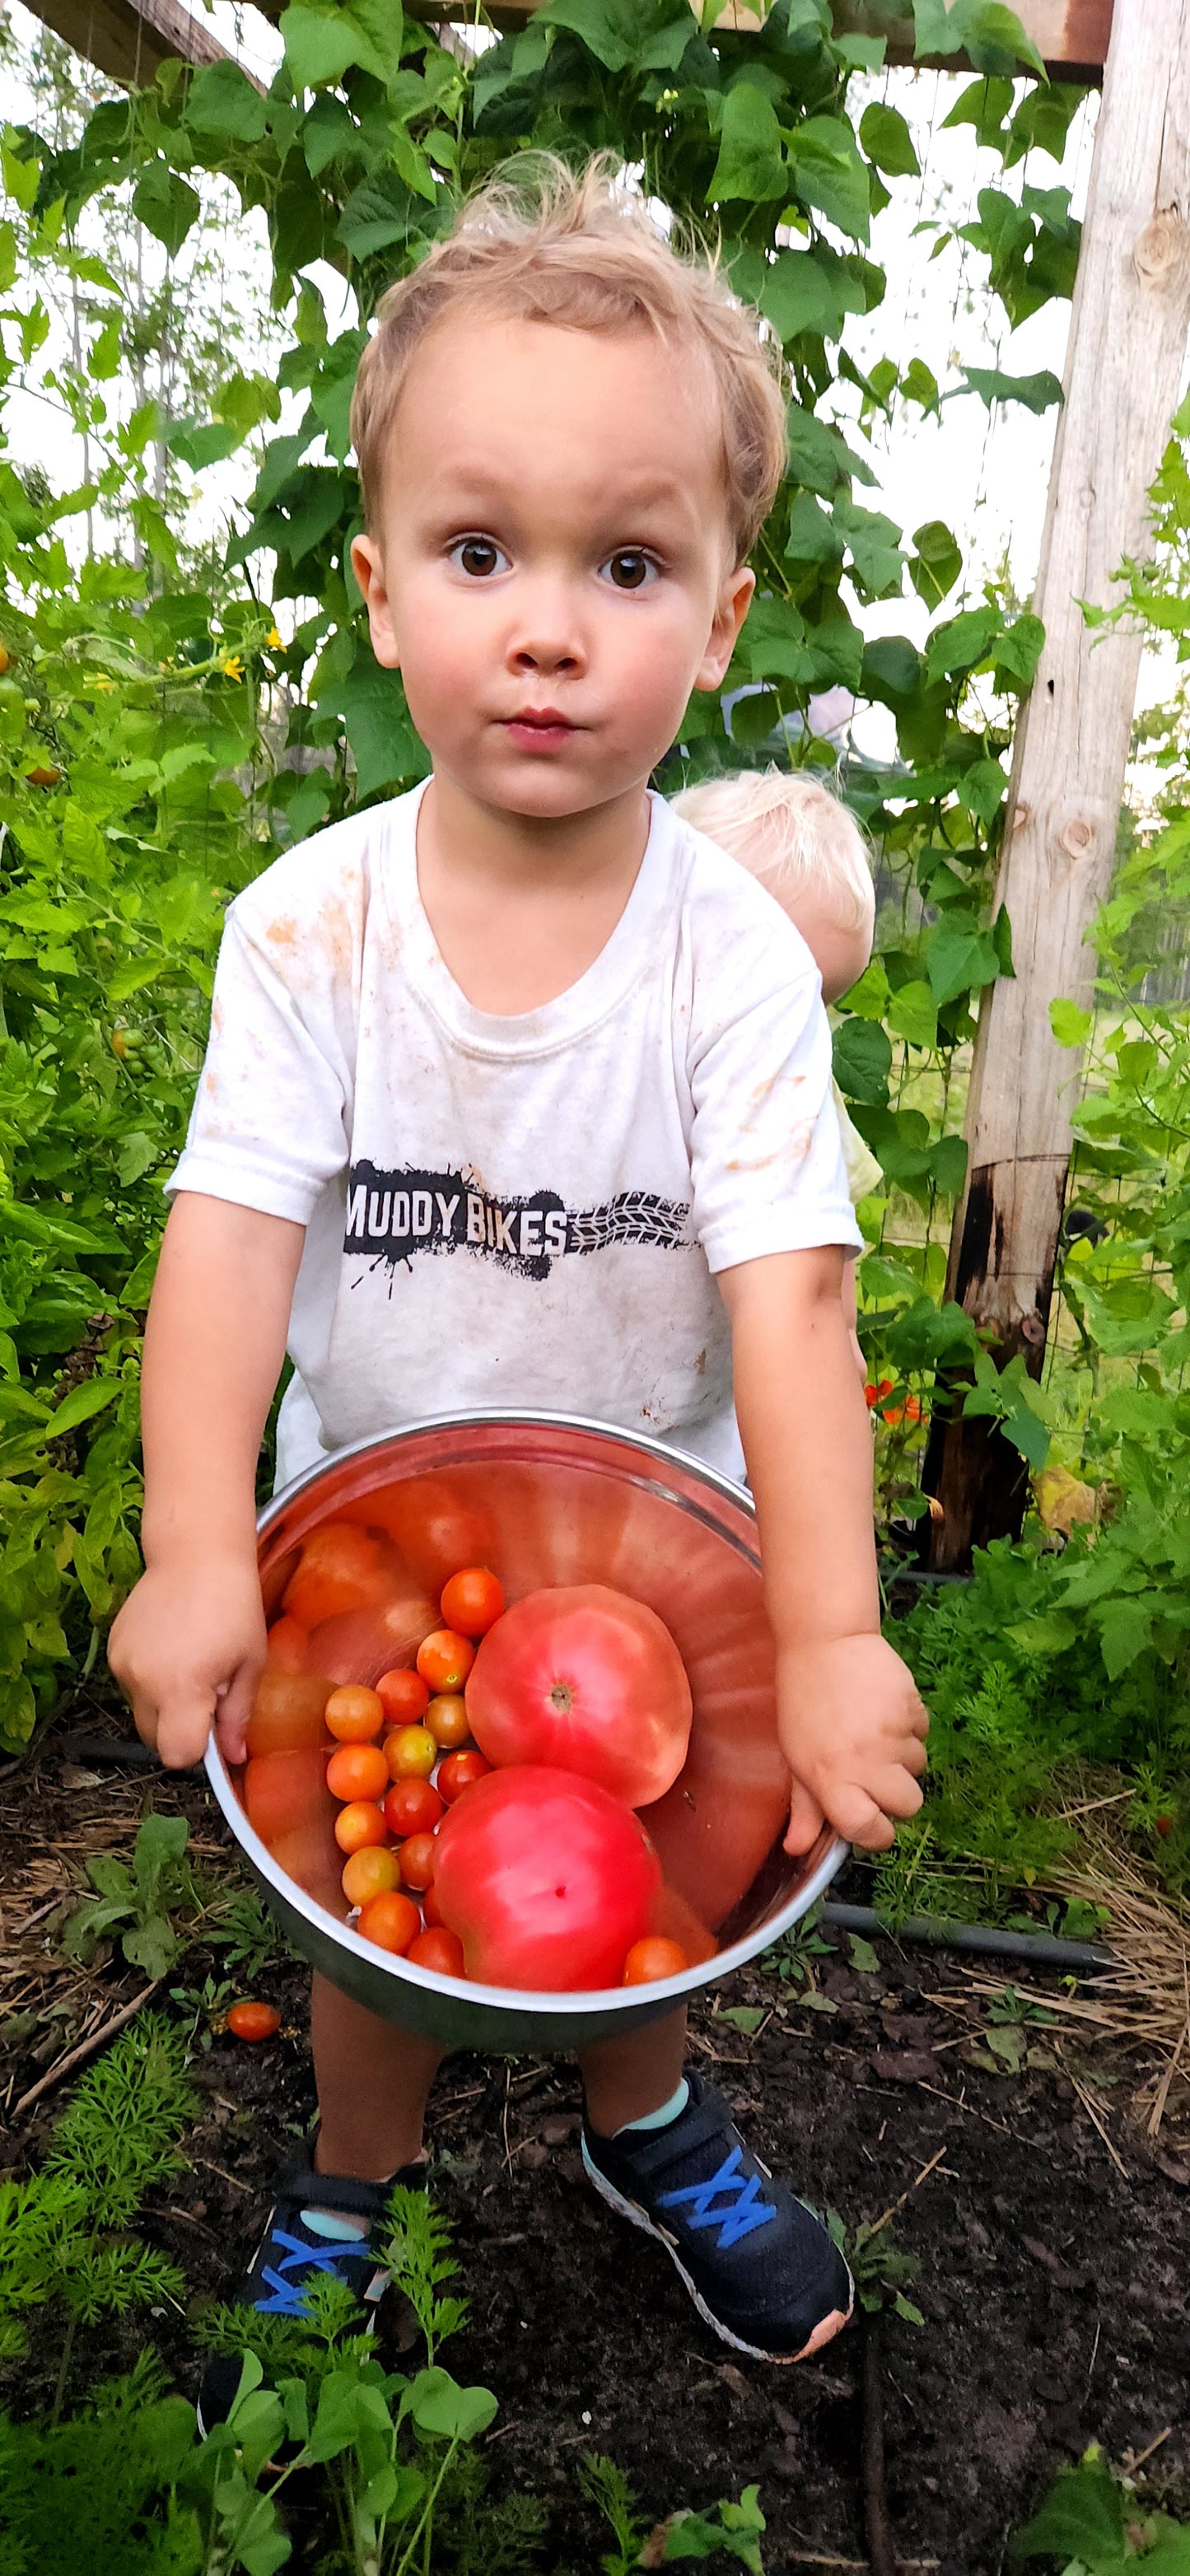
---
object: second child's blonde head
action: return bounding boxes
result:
[674,766,875,1001]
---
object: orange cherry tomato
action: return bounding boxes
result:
[416,1629,475,1693]
[398,1832,437,1892]
[383,1778,443,1838]
[226,2000,281,2042]
[325,1685,385,1745]
[342,1844,403,1908]
[422,1881,446,1927]
[356,1889,420,1954]
[376,1667,431,1726]
[436,1749,492,1805]
[384,1724,437,1781]
[326,1742,390,1804]
[245,1667,331,1758]
[266,1615,310,1673]
[334,1800,390,1856]
[424,1693,471,1751]
[440,1567,505,1638]
[408,1927,465,1978]
[282,1522,394,1627]
[623,1937,690,1986]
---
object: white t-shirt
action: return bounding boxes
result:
[170,782,861,1490]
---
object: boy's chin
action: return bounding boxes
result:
[434,752,649,824]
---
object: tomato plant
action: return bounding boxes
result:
[466,1585,692,1808]
[432,1766,660,1990]
[417,1630,475,1693]
[440,1567,505,1637]
[226,2000,281,2042]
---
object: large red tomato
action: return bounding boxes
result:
[465,1585,692,1808]
[432,1766,660,1990]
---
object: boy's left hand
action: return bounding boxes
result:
[777,1631,928,1854]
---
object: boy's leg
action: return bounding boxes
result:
[311,1973,446,2176]
[577,2006,688,2133]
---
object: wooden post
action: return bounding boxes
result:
[924,0,1190,1569]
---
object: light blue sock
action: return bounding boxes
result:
[616,2077,690,2138]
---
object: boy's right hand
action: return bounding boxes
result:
[108,1551,267,1772]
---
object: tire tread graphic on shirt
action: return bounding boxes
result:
[343,1161,689,1282]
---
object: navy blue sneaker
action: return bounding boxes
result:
[581,2071,853,2364]
[196,2146,425,2430]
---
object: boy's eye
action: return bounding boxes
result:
[600,549,658,591]
[450,537,508,578]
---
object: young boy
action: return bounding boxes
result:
[110,161,927,2378]
[671,766,884,1378]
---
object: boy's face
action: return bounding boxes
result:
[352,315,754,821]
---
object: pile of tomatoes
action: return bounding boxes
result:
[240,1521,715,1994]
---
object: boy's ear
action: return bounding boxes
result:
[693,562,755,694]
[351,534,401,670]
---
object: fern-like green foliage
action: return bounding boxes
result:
[380,2184,467,2364]
[0,2354,202,2576]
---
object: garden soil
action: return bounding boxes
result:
[2,1721,1188,2576]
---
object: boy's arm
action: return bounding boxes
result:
[718,1244,927,1854]
[108,1192,305,1773]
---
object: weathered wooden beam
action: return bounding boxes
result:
[23,0,236,85]
[923,0,1190,1568]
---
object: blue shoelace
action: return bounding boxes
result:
[256,2223,371,2317]
[656,2146,777,2252]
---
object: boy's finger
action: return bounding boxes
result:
[868,1764,925,1821]
[829,1786,896,1850]
[783,1777,826,1855]
[216,1658,261,1766]
[156,1694,214,1771]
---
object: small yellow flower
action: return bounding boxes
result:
[265,625,283,650]
[222,654,245,681]
[92,674,114,693]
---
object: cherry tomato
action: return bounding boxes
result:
[334,1800,390,1856]
[424,1693,471,1751]
[26,763,61,788]
[383,1778,444,1838]
[245,1668,331,1758]
[650,1883,718,1967]
[417,1629,475,1693]
[325,1685,385,1744]
[436,1749,492,1804]
[376,1667,430,1726]
[623,1937,690,1985]
[267,1615,310,1673]
[342,1845,403,1908]
[408,1927,465,1978]
[466,1584,691,1808]
[385,1724,437,1781]
[1156,1813,1176,1838]
[440,1566,505,1637]
[326,1742,390,1804]
[398,1832,437,1892]
[433,1766,660,1990]
[282,1522,396,1626]
[421,1881,446,1928]
[227,2000,281,2042]
[356,1889,420,1954]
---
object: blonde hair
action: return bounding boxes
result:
[673,766,875,940]
[350,155,788,564]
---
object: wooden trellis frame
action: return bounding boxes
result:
[18,0,1190,1569]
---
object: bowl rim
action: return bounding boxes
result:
[217,1407,849,2016]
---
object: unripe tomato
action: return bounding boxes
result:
[326,1742,389,1804]
[342,1844,402,1908]
[226,2000,281,2042]
[424,1693,471,1750]
[267,1615,310,1673]
[383,1777,443,1838]
[334,1799,390,1855]
[398,1832,437,1892]
[283,1522,396,1626]
[26,763,61,788]
[440,1566,505,1637]
[385,1724,437,1780]
[623,1937,690,1985]
[437,1748,492,1804]
[417,1629,474,1692]
[408,1927,465,1978]
[433,1766,660,1990]
[325,1685,385,1744]
[357,1889,419,1954]
[376,1666,430,1726]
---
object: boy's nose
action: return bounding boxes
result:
[506,584,586,678]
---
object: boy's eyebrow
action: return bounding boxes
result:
[413,461,708,525]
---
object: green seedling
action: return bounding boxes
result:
[580,2451,768,2574]
[63,1813,194,1981]
[1011,2445,1190,2569]
[828,2211,924,2328]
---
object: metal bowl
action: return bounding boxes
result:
[205,1412,847,2051]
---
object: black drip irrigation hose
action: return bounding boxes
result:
[64,1735,1118,1974]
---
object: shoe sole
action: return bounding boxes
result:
[581,2140,854,2365]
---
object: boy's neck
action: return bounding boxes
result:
[413,771,653,1017]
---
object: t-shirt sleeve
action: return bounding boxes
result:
[167,894,352,1225]
[684,901,863,1275]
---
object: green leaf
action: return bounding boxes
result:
[1098,1597,1154,1681]
[886,980,937,1049]
[992,903,1015,976]
[760,250,841,343]
[859,102,919,178]
[993,612,1045,687]
[959,364,1063,415]
[847,1933,880,1974]
[1010,2458,1127,2568]
[924,605,1001,684]
[910,519,962,607]
[959,1,1046,77]
[123,1916,179,1979]
[925,918,1000,1007]
[408,2368,498,2440]
[332,649,429,800]
[184,60,268,141]
[786,116,870,244]
[46,1377,121,1436]
[132,162,200,258]
[281,1,401,90]
[717,2004,765,2033]
[710,83,787,204]
[1049,997,1093,1048]
[833,1016,892,1104]
[957,756,1007,825]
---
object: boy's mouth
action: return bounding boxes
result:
[500,707,578,751]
